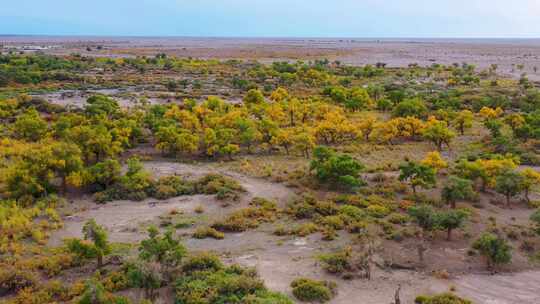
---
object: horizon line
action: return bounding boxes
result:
[1,34,540,40]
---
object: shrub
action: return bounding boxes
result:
[415,292,472,304]
[321,226,337,241]
[154,184,178,200]
[310,146,365,190]
[175,260,292,304]
[195,174,245,195]
[124,261,162,300]
[288,195,339,219]
[366,205,391,218]
[193,226,225,240]
[472,233,512,271]
[387,213,410,224]
[294,222,320,236]
[319,248,352,274]
[212,205,276,232]
[181,252,223,274]
[346,220,368,234]
[0,267,37,295]
[318,215,345,230]
[290,278,336,303]
[339,205,366,221]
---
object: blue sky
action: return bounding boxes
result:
[1,0,539,37]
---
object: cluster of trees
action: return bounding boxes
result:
[0,94,143,204]
[310,146,365,190]
[456,156,540,206]
[408,204,513,271]
[64,220,293,303]
[0,54,87,86]
[397,150,540,209]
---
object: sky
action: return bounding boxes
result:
[1,0,539,38]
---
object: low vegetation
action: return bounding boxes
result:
[1,52,540,303]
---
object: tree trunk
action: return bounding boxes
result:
[451,200,456,209]
[447,228,452,241]
[61,175,67,195]
[506,194,511,208]
[417,239,427,265]
[394,285,402,304]
[97,254,103,269]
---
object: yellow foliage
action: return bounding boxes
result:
[371,120,400,144]
[479,107,503,119]
[269,87,289,102]
[421,151,448,172]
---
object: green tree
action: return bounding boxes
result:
[66,124,122,163]
[84,95,120,117]
[408,205,438,234]
[125,261,163,300]
[243,88,265,105]
[67,219,111,269]
[155,125,199,157]
[441,176,475,209]
[85,159,122,192]
[484,119,504,138]
[139,226,186,277]
[453,110,474,135]
[423,120,456,151]
[119,157,153,198]
[436,210,468,241]
[408,205,438,263]
[398,161,436,194]
[13,108,48,141]
[345,87,372,111]
[310,146,364,190]
[530,209,540,235]
[495,170,524,207]
[472,233,512,271]
[392,98,427,118]
[50,141,84,193]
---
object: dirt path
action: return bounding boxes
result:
[48,160,540,304]
[451,271,540,304]
[49,160,297,245]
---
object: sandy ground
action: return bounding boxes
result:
[3,36,540,81]
[48,160,540,304]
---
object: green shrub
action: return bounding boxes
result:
[290,278,336,303]
[175,260,291,304]
[212,206,276,232]
[415,292,472,304]
[366,205,391,218]
[346,220,368,234]
[193,226,225,240]
[0,267,38,295]
[319,248,352,274]
[339,205,366,221]
[294,222,319,236]
[181,252,223,274]
[310,146,365,190]
[195,174,245,195]
[318,215,345,230]
[387,213,410,224]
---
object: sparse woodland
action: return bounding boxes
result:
[1,53,540,303]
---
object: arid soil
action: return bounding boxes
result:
[3,36,540,80]
[49,160,540,304]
